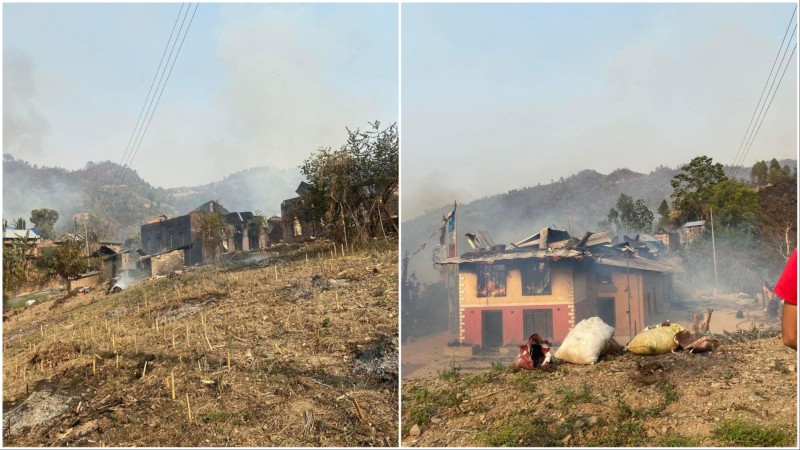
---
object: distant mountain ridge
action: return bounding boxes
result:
[2,154,303,240]
[402,159,796,283]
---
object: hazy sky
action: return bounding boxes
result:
[3,2,398,188]
[402,2,798,219]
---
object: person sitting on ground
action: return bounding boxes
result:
[527,333,553,369]
[774,249,797,350]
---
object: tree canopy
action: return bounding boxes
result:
[669,156,727,223]
[196,211,226,263]
[30,208,59,239]
[300,121,398,244]
[40,240,87,293]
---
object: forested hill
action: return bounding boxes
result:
[401,159,796,283]
[2,154,302,241]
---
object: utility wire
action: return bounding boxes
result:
[735,41,797,179]
[730,5,797,177]
[99,3,198,216]
[735,29,797,177]
[100,3,187,212]
[113,2,199,195]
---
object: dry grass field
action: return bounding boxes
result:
[2,239,398,447]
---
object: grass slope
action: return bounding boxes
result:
[3,239,398,447]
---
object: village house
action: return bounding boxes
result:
[280,182,325,243]
[140,201,268,266]
[3,228,43,257]
[438,227,675,350]
[680,220,706,246]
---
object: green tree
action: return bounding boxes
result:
[656,199,671,229]
[196,211,226,263]
[708,180,759,230]
[612,193,654,233]
[631,199,655,233]
[300,121,398,244]
[40,240,87,294]
[758,174,797,261]
[767,158,789,185]
[13,218,26,230]
[750,160,768,185]
[669,156,727,223]
[30,208,59,239]
[2,231,38,308]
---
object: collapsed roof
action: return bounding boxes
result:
[438,227,676,273]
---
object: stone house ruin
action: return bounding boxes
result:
[141,201,268,266]
[280,182,325,243]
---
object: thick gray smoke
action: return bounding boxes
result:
[2,49,51,156]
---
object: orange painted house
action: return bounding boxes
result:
[439,228,675,349]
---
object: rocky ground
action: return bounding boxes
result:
[3,239,398,447]
[402,334,797,447]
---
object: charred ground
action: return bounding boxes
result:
[2,239,398,447]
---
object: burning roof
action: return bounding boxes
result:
[438,227,675,273]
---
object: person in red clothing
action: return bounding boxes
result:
[774,249,797,349]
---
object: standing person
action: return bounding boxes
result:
[774,249,797,350]
[760,280,774,311]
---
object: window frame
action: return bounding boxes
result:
[477,264,507,298]
[522,260,552,296]
[595,266,613,285]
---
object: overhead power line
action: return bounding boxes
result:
[730,5,797,176]
[100,3,187,212]
[730,5,797,179]
[734,42,797,179]
[98,3,199,217]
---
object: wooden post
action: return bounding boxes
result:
[171,370,176,400]
[186,393,192,422]
[201,315,213,351]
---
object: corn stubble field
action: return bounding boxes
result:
[2,239,398,447]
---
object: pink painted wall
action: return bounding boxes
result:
[461,304,572,348]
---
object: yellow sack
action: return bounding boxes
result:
[626,323,687,355]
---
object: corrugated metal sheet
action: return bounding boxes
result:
[3,228,42,240]
[594,256,678,273]
[439,248,584,264]
[683,220,706,228]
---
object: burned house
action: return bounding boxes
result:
[280,182,325,243]
[223,211,267,252]
[92,246,146,281]
[266,216,283,244]
[438,227,674,350]
[141,201,267,266]
[654,227,680,253]
[138,245,188,277]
